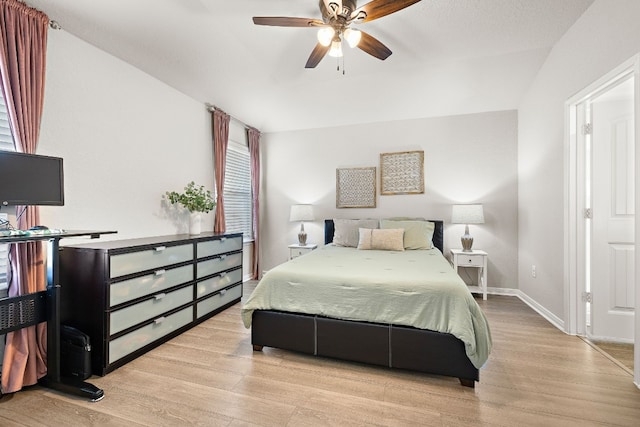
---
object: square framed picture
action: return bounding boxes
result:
[336,167,377,208]
[380,150,425,195]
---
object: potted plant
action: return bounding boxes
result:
[165,181,215,234]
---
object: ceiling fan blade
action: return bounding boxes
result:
[352,0,422,23]
[305,43,331,68]
[357,31,392,60]
[253,16,325,27]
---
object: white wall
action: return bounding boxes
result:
[29,30,214,240]
[518,0,640,318]
[261,110,518,290]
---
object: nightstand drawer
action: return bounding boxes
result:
[460,255,484,267]
[291,248,314,258]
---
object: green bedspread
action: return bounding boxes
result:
[241,244,492,369]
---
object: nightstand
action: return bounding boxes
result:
[289,243,317,260]
[450,249,488,300]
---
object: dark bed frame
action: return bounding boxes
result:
[251,219,479,387]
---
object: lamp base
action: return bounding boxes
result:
[298,223,307,246]
[461,225,473,252]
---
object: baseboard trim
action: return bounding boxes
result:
[480,287,566,332]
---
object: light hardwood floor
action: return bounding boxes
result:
[1,282,639,426]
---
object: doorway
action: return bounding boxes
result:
[566,55,640,387]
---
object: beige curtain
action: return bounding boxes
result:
[212,107,230,234]
[0,0,49,394]
[247,127,260,279]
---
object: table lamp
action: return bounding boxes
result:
[451,204,484,252]
[289,204,314,246]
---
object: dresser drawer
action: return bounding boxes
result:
[197,236,242,258]
[110,264,193,307]
[459,255,484,267]
[110,243,193,278]
[197,252,242,279]
[110,285,193,335]
[196,284,242,318]
[196,268,242,299]
[108,306,193,364]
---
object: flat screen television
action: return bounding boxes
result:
[0,151,64,206]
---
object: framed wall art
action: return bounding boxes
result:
[336,167,377,208]
[380,150,425,195]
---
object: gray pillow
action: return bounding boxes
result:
[333,219,379,247]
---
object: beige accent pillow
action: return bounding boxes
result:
[333,219,379,247]
[357,228,405,251]
[380,219,435,250]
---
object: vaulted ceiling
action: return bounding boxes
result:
[26,0,594,132]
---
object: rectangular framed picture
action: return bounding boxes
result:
[336,167,377,208]
[380,150,425,195]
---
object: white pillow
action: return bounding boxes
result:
[380,219,434,250]
[357,228,405,251]
[333,219,379,247]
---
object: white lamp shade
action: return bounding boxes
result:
[290,204,315,222]
[344,28,361,48]
[317,27,335,47]
[451,204,484,224]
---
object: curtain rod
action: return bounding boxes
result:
[205,103,254,130]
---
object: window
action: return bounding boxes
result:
[223,122,252,240]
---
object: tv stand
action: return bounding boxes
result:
[0,230,116,401]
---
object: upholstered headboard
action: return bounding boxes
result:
[324,219,444,253]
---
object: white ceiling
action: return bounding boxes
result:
[26,0,594,133]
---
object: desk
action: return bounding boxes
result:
[0,230,116,401]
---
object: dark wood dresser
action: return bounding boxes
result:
[59,232,243,375]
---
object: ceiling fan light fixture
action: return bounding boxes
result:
[344,28,361,48]
[328,39,343,58]
[317,27,335,46]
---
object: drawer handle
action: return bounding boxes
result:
[220,271,226,277]
[154,269,166,276]
[220,255,227,260]
[154,246,166,252]
[220,289,227,296]
[154,317,166,325]
[220,237,226,242]
[154,293,166,301]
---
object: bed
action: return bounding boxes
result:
[241,219,492,387]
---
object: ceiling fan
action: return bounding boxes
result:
[252,0,422,68]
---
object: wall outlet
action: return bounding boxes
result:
[531,265,537,278]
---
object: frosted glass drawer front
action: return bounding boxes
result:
[197,253,242,279]
[108,306,192,364]
[460,255,484,267]
[196,268,242,299]
[110,285,193,335]
[197,236,242,258]
[110,264,193,307]
[110,244,193,278]
[197,284,242,318]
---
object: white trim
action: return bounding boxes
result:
[564,54,640,386]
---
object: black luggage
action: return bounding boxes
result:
[60,325,92,380]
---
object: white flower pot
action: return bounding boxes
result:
[189,212,202,235]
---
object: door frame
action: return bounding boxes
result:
[564,54,640,387]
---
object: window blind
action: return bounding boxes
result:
[224,141,252,240]
[0,94,14,151]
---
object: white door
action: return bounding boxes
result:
[589,77,635,342]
